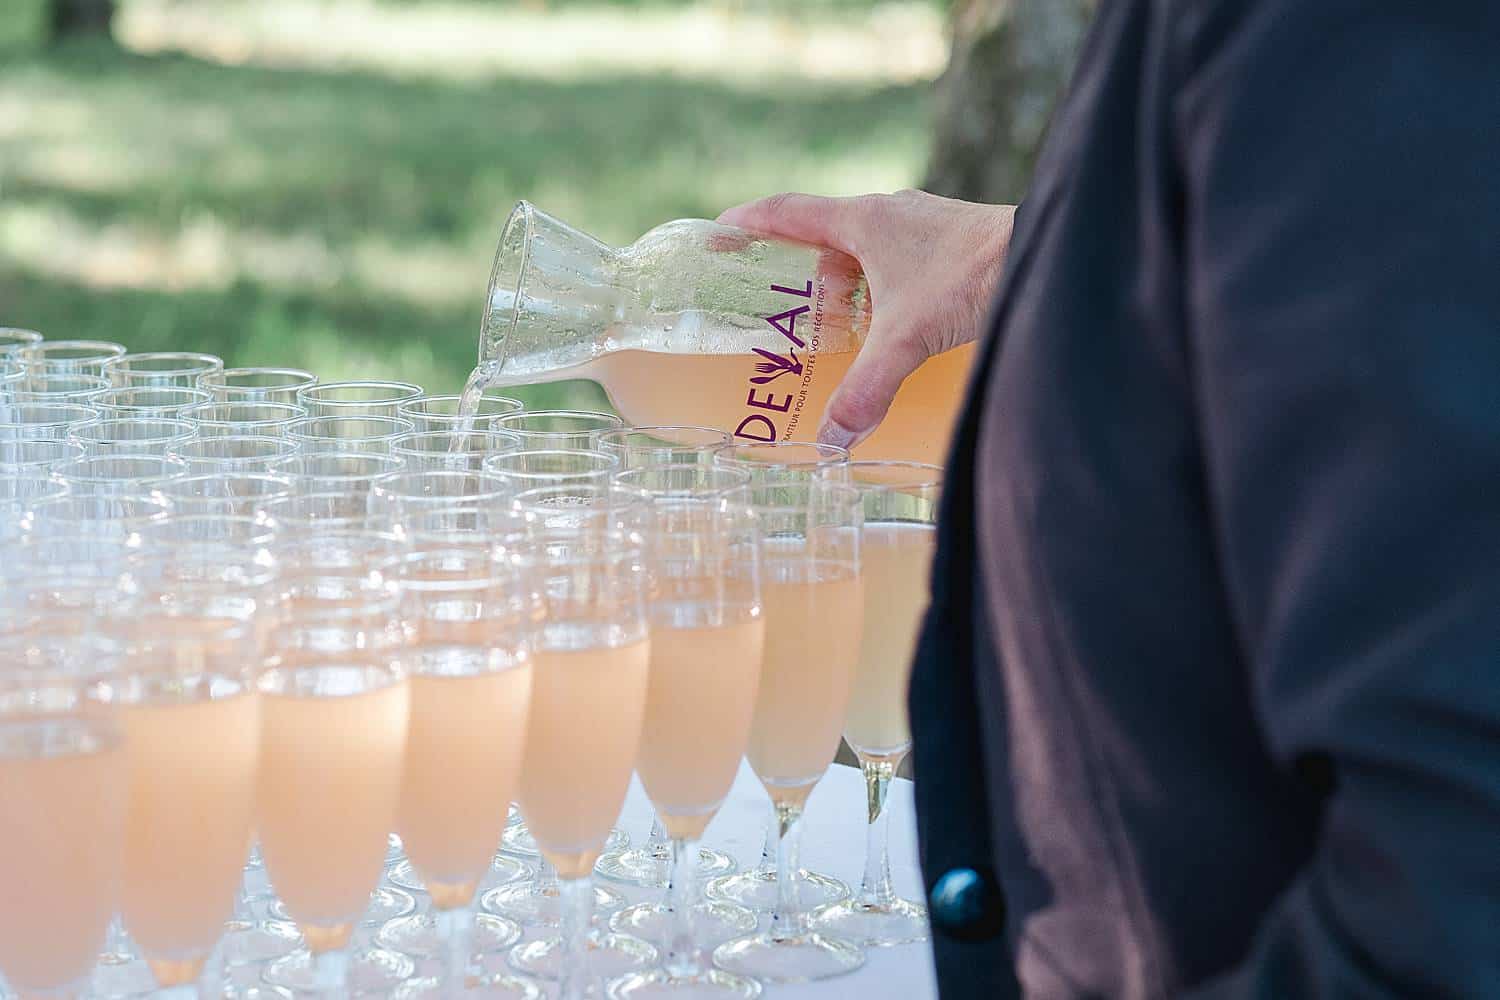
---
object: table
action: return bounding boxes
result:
[598,761,939,999]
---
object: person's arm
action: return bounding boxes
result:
[717,190,1014,449]
[1177,1,1500,994]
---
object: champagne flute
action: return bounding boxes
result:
[0,326,43,360]
[704,444,852,914]
[712,481,867,982]
[102,352,223,389]
[490,409,624,450]
[504,509,659,995]
[269,452,405,497]
[169,434,302,475]
[286,415,416,455]
[392,430,523,472]
[155,474,294,520]
[198,367,318,405]
[606,463,763,999]
[95,387,214,420]
[21,339,126,376]
[69,417,197,457]
[365,469,518,548]
[811,461,939,946]
[373,546,538,998]
[296,380,423,419]
[593,434,739,889]
[182,402,308,438]
[482,448,620,495]
[52,454,189,497]
[397,393,523,432]
[0,716,127,1000]
[0,402,98,442]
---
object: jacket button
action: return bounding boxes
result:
[929,866,1006,942]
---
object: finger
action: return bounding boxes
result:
[717,192,868,256]
[817,321,928,451]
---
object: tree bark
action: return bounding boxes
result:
[50,0,115,40]
[924,0,1095,204]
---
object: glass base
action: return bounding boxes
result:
[595,845,737,889]
[376,912,523,957]
[703,868,848,913]
[607,968,762,999]
[480,881,624,928]
[501,823,629,861]
[263,947,415,995]
[386,855,531,895]
[220,918,304,964]
[92,950,159,997]
[712,930,864,984]
[811,896,930,947]
[508,931,658,981]
[609,900,757,950]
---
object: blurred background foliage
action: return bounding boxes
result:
[0,0,1088,408]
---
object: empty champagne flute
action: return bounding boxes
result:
[0,402,98,442]
[269,452,405,497]
[365,469,519,547]
[605,464,764,1000]
[5,373,111,405]
[21,340,127,376]
[287,415,415,455]
[21,495,174,546]
[96,387,214,420]
[374,546,538,997]
[596,426,731,469]
[490,409,624,450]
[0,326,43,359]
[713,481,867,983]
[103,352,223,389]
[169,434,301,476]
[811,461,938,947]
[505,518,658,997]
[482,448,620,496]
[69,417,197,457]
[199,367,318,405]
[181,401,307,438]
[392,429,523,472]
[0,439,85,478]
[52,454,189,497]
[296,380,423,419]
[398,392,522,432]
[156,474,294,519]
[712,441,850,483]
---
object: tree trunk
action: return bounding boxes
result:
[50,0,115,40]
[924,0,1095,204]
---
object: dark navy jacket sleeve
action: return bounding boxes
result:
[1175,2,1500,994]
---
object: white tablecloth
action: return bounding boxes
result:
[604,761,938,1000]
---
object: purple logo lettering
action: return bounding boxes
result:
[749,346,803,384]
[733,279,818,442]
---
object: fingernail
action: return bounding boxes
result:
[817,418,861,452]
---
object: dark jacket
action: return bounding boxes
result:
[910,1,1500,996]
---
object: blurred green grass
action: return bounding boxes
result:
[0,32,929,406]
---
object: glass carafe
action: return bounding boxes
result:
[471,202,974,464]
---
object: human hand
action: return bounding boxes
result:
[719,189,1015,450]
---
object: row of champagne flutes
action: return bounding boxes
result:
[2,335,937,999]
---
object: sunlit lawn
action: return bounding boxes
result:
[0,4,933,405]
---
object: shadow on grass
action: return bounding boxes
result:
[0,41,928,245]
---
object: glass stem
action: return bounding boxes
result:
[857,753,902,908]
[663,836,702,979]
[646,814,670,860]
[556,876,596,1000]
[768,801,806,944]
[311,946,346,1000]
[754,802,777,877]
[434,905,474,990]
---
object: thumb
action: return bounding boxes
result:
[717,192,864,256]
[817,320,928,451]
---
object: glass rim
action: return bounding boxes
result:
[611,462,751,497]
[0,402,100,426]
[398,393,524,415]
[285,415,416,438]
[296,379,424,405]
[5,373,111,396]
[596,424,732,450]
[268,451,406,481]
[712,440,851,468]
[170,432,298,455]
[103,351,224,375]
[201,366,318,386]
[22,339,127,361]
[725,480,863,514]
[96,386,214,409]
[369,468,512,498]
[181,400,308,424]
[70,416,197,437]
[156,472,294,495]
[391,428,523,452]
[51,453,189,483]
[481,447,619,480]
[0,327,44,350]
[0,438,86,464]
